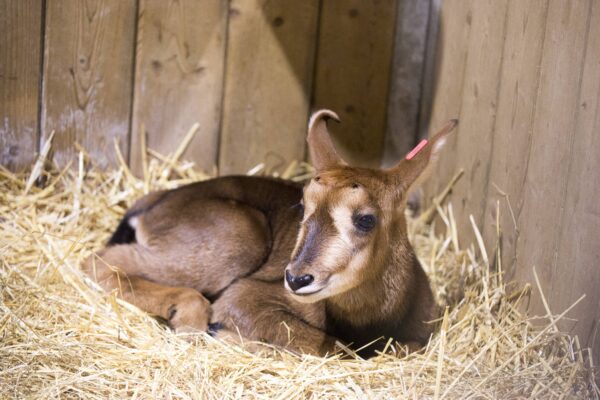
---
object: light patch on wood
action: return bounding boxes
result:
[41,0,136,169]
[130,0,228,175]
[312,0,398,168]
[0,0,43,171]
[219,0,319,175]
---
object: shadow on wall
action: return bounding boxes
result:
[235,0,404,170]
[1,0,435,174]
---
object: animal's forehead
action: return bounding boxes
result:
[305,167,385,191]
[304,178,374,208]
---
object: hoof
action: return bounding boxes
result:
[207,322,223,337]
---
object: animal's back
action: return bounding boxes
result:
[104,176,304,297]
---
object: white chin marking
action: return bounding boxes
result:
[294,284,322,295]
[285,281,329,303]
[290,291,328,304]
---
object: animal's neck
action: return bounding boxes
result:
[325,236,415,327]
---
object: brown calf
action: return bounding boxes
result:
[83,110,457,357]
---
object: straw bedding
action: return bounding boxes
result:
[0,140,598,399]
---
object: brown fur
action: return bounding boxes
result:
[83,110,457,357]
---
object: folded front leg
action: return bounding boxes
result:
[83,246,211,333]
[211,279,338,356]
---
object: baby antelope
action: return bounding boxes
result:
[83,110,457,357]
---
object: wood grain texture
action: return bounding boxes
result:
[547,0,600,363]
[424,0,473,213]
[417,0,441,141]
[218,0,319,175]
[383,0,431,167]
[0,0,43,171]
[130,0,228,175]
[312,0,397,168]
[428,0,600,361]
[481,0,549,280]
[512,0,590,319]
[448,0,509,247]
[41,0,136,169]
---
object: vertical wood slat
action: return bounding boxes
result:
[41,0,136,169]
[481,0,549,280]
[0,0,43,171]
[447,0,509,247]
[312,0,398,168]
[424,0,473,211]
[130,0,228,175]
[553,0,600,361]
[428,0,600,362]
[218,0,319,175]
[417,0,441,141]
[383,0,431,167]
[512,0,590,323]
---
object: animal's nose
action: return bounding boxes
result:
[285,270,314,291]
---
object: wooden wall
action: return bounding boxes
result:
[425,0,600,363]
[1,0,431,175]
[0,0,43,171]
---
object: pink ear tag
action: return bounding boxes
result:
[405,139,428,160]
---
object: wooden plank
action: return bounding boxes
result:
[130,0,228,175]
[383,0,431,167]
[426,0,600,363]
[423,0,473,211]
[312,0,398,168]
[442,0,509,248]
[481,0,549,280]
[0,0,43,171]
[512,0,590,325]
[426,0,509,249]
[552,0,600,363]
[41,0,136,169]
[417,0,441,141]
[218,0,319,175]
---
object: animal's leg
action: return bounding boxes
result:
[123,198,272,297]
[83,245,211,333]
[212,279,339,356]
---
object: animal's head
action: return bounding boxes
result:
[285,109,457,303]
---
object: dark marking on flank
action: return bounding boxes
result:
[107,216,137,246]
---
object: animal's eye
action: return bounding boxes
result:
[353,214,377,232]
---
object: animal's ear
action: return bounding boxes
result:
[307,109,345,171]
[387,119,458,192]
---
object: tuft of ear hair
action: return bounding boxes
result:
[387,119,458,192]
[307,109,346,171]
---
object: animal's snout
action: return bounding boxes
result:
[285,270,314,291]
